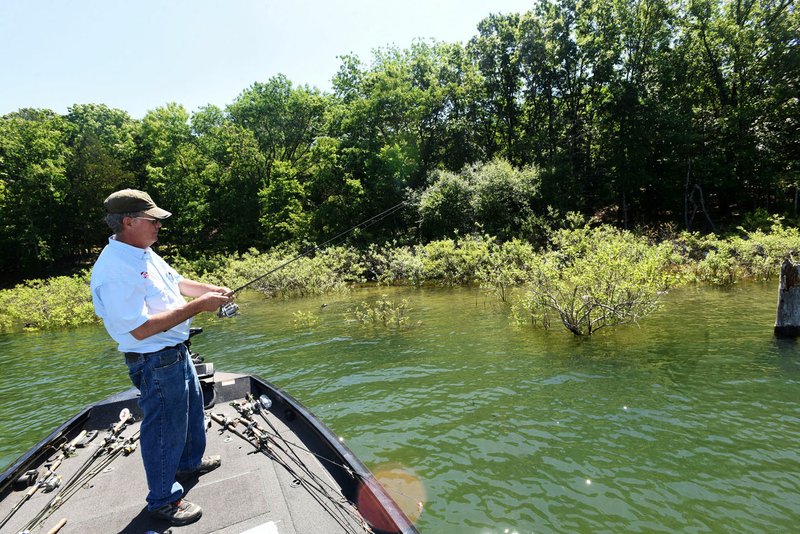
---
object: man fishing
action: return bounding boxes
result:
[90,189,231,526]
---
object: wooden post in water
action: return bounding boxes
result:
[775,259,800,337]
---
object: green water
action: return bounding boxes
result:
[1,284,798,532]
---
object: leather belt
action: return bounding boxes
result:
[124,342,186,364]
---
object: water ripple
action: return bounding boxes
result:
[1,285,799,532]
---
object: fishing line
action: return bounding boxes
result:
[218,200,408,318]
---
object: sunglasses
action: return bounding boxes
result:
[133,217,163,226]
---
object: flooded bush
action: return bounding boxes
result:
[351,296,413,329]
[366,235,493,287]
[512,226,672,335]
[365,243,425,286]
[669,217,800,286]
[734,220,800,281]
[475,239,538,302]
[292,310,320,327]
[0,272,97,331]
[418,236,492,286]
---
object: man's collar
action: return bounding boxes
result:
[108,235,150,260]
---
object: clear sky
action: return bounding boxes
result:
[1,0,534,119]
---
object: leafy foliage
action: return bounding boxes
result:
[0,110,72,278]
[366,236,494,287]
[2,225,800,333]
[671,217,800,286]
[417,159,544,240]
[292,310,320,328]
[201,246,364,298]
[0,272,97,331]
[475,238,538,302]
[512,226,673,335]
[351,296,413,329]
[1,0,798,284]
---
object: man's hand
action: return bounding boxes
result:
[130,291,232,340]
[179,279,232,299]
[192,291,232,313]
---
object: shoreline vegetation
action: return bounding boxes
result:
[2,0,797,334]
[2,220,798,335]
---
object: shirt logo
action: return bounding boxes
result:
[140,271,150,279]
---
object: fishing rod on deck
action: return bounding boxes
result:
[217,200,409,318]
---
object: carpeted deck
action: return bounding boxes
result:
[0,374,367,534]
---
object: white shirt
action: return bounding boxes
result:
[90,236,189,353]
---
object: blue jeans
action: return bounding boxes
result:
[126,343,206,510]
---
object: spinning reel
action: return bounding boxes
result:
[218,301,240,318]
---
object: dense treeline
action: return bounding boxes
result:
[0,0,797,284]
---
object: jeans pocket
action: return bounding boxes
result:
[129,368,143,389]
[129,365,149,399]
[154,348,181,370]
[151,348,186,399]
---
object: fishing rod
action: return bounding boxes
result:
[0,431,87,531]
[212,400,369,532]
[218,199,409,318]
[20,410,137,533]
[230,394,423,527]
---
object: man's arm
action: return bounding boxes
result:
[129,289,231,340]
[178,279,232,298]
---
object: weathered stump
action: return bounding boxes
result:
[775,259,800,337]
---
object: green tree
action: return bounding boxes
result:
[423,42,487,171]
[139,103,208,249]
[64,104,138,257]
[331,49,424,241]
[519,0,598,212]
[468,159,543,240]
[417,159,543,240]
[470,13,523,164]
[594,0,675,227]
[0,109,71,279]
[192,106,267,252]
[259,160,310,245]
[418,169,475,239]
[227,75,335,244]
[227,75,330,183]
[680,0,799,220]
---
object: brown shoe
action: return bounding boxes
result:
[176,455,221,479]
[150,499,202,525]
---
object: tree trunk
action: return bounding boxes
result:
[774,259,800,337]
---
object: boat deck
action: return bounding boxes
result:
[0,373,374,534]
